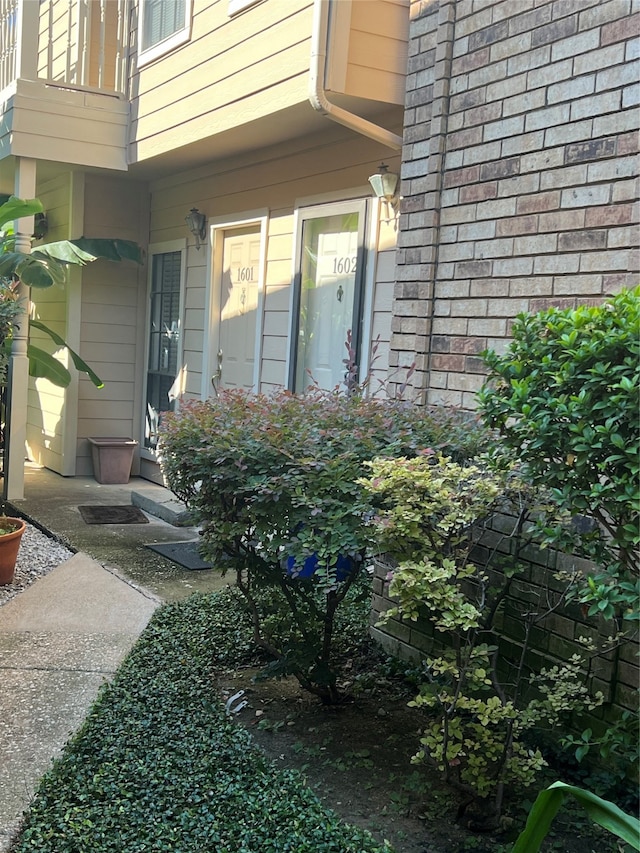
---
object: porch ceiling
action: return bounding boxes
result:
[127,97,403,182]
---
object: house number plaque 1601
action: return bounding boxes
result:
[235,267,255,282]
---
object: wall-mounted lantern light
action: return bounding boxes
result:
[185,207,207,250]
[368,163,399,205]
[32,212,48,240]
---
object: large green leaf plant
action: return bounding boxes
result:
[0,195,142,388]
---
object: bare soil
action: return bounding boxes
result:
[215,659,613,853]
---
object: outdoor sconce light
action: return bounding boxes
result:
[368,163,399,204]
[185,207,207,250]
[32,212,48,240]
[368,163,400,221]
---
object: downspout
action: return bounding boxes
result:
[308,0,404,152]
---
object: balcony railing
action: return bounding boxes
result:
[0,0,129,95]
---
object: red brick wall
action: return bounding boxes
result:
[392,0,639,406]
[371,519,639,725]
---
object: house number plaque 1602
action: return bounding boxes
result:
[332,256,357,275]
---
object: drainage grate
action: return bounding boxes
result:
[78,505,150,525]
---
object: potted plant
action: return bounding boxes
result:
[0,514,26,585]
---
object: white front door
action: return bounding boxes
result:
[215,225,261,391]
[292,200,367,392]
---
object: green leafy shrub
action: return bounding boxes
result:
[160,388,489,703]
[0,282,22,382]
[478,287,640,624]
[11,589,393,853]
[478,288,640,802]
[361,456,604,822]
[0,282,21,343]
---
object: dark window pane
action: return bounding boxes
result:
[145,251,181,450]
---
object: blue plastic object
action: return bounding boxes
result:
[285,553,354,581]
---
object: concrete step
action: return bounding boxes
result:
[131,486,193,527]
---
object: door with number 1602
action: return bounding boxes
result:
[293,199,367,392]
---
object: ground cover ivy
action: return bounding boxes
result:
[10,589,392,853]
[159,386,489,703]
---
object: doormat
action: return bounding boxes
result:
[145,541,213,571]
[78,505,150,525]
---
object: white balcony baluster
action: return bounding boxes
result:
[0,0,129,95]
[0,0,17,92]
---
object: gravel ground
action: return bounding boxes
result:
[0,521,74,607]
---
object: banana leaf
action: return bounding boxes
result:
[512,781,640,852]
[29,319,104,388]
[2,320,105,388]
[0,196,138,386]
[0,196,143,289]
[70,237,143,265]
[0,252,68,287]
[25,343,72,388]
[0,197,43,229]
[6,237,143,288]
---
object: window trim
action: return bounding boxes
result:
[141,239,187,462]
[137,0,193,68]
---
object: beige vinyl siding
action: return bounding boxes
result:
[27,302,69,470]
[37,0,78,82]
[182,249,207,398]
[87,2,121,90]
[328,0,409,105]
[8,81,128,171]
[260,211,294,391]
[149,125,401,400]
[129,0,314,162]
[368,231,396,393]
[75,175,148,476]
[36,0,124,92]
[150,126,394,237]
[26,174,72,472]
[0,102,13,161]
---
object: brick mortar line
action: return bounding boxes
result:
[423,0,456,405]
[392,0,458,403]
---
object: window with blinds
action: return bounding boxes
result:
[139,0,191,66]
[145,250,182,450]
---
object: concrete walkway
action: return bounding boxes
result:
[0,552,160,851]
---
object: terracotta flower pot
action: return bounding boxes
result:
[0,516,26,585]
